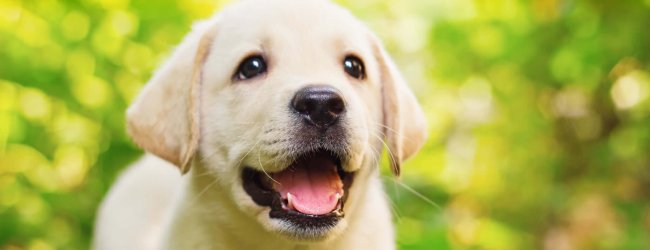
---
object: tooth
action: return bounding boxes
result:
[281,198,288,210]
[287,193,295,210]
[335,193,343,211]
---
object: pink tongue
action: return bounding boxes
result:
[272,154,343,215]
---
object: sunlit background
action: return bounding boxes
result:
[1,0,650,249]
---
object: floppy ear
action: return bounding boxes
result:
[126,21,218,174]
[371,36,428,177]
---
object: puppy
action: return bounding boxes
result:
[93,0,427,249]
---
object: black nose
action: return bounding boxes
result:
[291,85,346,129]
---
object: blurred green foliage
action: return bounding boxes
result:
[1,0,650,249]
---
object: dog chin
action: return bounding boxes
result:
[260,213,348,242]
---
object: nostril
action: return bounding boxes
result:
[327,96,345,115]
[291,85,346,128]
[292,97,313,115]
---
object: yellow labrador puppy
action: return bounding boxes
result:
[93,0,427,249]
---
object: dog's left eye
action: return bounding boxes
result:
[235,55,267,80]
[343,55,365,80]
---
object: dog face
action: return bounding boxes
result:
[126,0,427,242]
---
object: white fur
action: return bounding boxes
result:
[93,0,427,249]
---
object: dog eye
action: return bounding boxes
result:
[235,55,267,80]
[343,55,365,80]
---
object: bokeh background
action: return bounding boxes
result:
[1,0,650,249]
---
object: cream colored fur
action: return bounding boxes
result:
[93,0,427,249]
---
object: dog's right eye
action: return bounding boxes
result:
[234,55,267,80]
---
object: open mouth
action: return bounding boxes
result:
[242,149,354,230]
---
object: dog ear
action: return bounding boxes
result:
[371,35,428,177]
[126,22,218,174]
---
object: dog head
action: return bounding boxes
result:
[126,0,427,242]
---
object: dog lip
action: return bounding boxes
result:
[241,149,354,229]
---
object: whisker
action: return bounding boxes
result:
[373,122,400,135]
[369,131,397,169]
[372,122,419,146]
[366,141,382,169]
[257,145,280,185]
[384,190,403,223]
[199,148,221,162]
[190,168,218,178]
[192,126,270,204]
[188,173,221,207]
[384,177,442,211]
[235,138,261,169]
